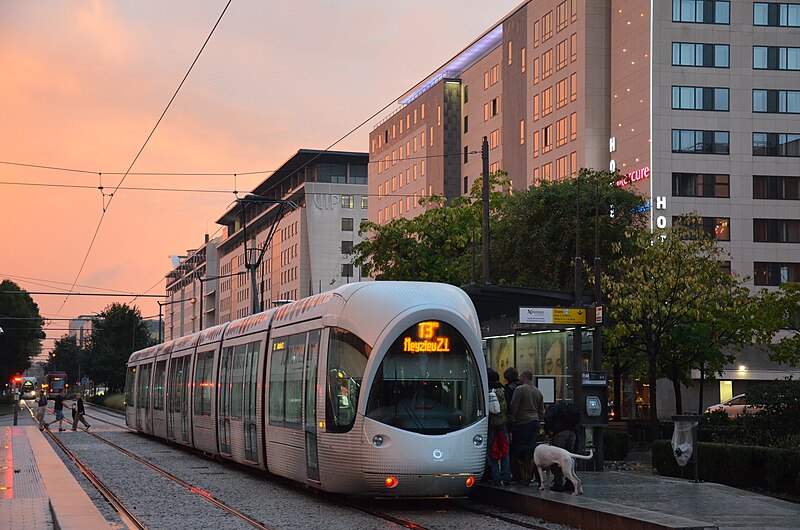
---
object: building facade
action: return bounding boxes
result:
[368,0,800,416]
[163,236,219,341]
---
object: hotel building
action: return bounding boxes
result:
[368,0,800,415]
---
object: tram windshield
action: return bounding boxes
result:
[365,321,483,435]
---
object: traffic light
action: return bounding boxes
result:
[12,375,22,384]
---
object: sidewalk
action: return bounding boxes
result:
[474,465,800,530]
[0,401,110,529]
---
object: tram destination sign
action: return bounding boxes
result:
[519,307,587,325]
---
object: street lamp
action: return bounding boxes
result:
[236,194,298,315]
[157,298,196,343]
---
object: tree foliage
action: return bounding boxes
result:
[492,169,648,291]
[760,282,800,365]
[353,172,509,285]
[0,280,44,382]
[84,303,154,392]
[603,216,764,435]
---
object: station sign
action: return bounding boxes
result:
[519,307,587,325]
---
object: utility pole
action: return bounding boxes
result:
[593,176,604,472]
[481,136,491,285]
[572,174,584,437]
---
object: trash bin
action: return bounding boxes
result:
[671,414,701,482]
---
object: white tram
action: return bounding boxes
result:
[126,281,488,497]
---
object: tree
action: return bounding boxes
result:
[603,217,760,437]
[353,172,509,284]
[0,280,44,382]
[492,169,648,291]
[760,282,800,366]
[84,303,153,392]
[50,335,83,390]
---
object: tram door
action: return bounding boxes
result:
[136,363,152,431]
[304,330,321,481]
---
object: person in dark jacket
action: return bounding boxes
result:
[503,367,521,407]
[544,400,582,491]
[486,369,512,485]
[47,389,66,431]
[36,390,48,430]
[71,393,90,431]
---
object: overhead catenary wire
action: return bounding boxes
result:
[56,0,233,316]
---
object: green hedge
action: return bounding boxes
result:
[653,440,800,495]
[603,428,631,460]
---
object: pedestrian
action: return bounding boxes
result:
[71,393,90,431]
[486,369,512,485]
[503,367,521,406]
[508,370,545,483]
[47,388,67,431]
[544,399,582,492]
[36,390,48,430]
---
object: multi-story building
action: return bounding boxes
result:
[211,149,369,324]
[369,0,800,416]
[163,236,219,341]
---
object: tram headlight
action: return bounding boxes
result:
[372,435,384,447]
[472,434,484,446]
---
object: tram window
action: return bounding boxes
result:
[231,344,246,419]
[269,334,306,426]
[325,328,370,433]
[138,363,152,410]
[153,361,167,410]
[168,356,187,414]
[194,351,214,416]
[365,321,482,435]
[125,367,136,405]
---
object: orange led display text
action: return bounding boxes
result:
[402,321,451,353]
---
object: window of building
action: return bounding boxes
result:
[521,47,527,73]
[391,176,396,192]
[753,132,800,156]
[542,88,553,116]
[421,160,425,176]
[533,56,540,84]
[543,125,553,153]
[672,129,730,154]
[534,20,540,47]
[672,86,729,111]
[508,40,513,65]
[570,72,577,101]
[672,0,730,24]
[571,0,577,21]
[542,50,553,79]
[490,129,500,149]
[672,173,730,197]
[556,155,568,179]
[421,103,425,119]
[556,117,568,147]
[341,195,354,208]
[341,241,353,254]
[437,105,441,126]
[533,94,540,121]
[557,1,569,31]
[570,112,577,141]
[675,216,731,240]
[491,64,500,85]
[463,176,469,194]
[361,196,368,209]
[754,262,800,285]
[753,175,800,199]
[464,85,469,103]
[672,42,729,67]
[463,115,469,134]
[754,2,800,26]
[570,151,577,176]
[484,103,490,121]
[342,218,354,231]
[556,78,568,109]
[491,97,500,117]
[341,264,354,278]
[557,39,569,70]
[490,162,500,174]
[520,119,525,145]
[430,126,434,147]
[571,33,577,62]
[542,12,553,42]
[542,162,553,181]
[753,46,800,70]
[754,219,800,242]
[414,108,418,124]
[533,130,540,157]
[753,89,800,113]
[464,146,469,164]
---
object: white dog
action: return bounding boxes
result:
[533,444,594,496]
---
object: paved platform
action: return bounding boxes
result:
[475,469,800,530]
[0,401,110,530]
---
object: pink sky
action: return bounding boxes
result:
[0,1,521,356]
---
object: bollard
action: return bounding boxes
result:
[13,391,19,426]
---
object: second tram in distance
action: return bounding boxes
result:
[126,281,488,497]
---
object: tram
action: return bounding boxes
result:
[127,281,488,497]
[45,372,67,399]
[21,377,37,399]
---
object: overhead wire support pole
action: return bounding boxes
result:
[481,136,491,285]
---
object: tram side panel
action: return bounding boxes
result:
[217,334,267,468]
[166,352,194,446]
[264,327,319,484]
[191,345,221,454]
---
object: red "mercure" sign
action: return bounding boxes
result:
[616,166,650,187]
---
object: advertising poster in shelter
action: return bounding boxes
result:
[516,331,569,400]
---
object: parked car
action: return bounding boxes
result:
[705,394,762,418]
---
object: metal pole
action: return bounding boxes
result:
[481,136,491,285]
[573,175,584,458]
[158,303,163,343]
[250,263,259,315]
[593,177,604,471]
